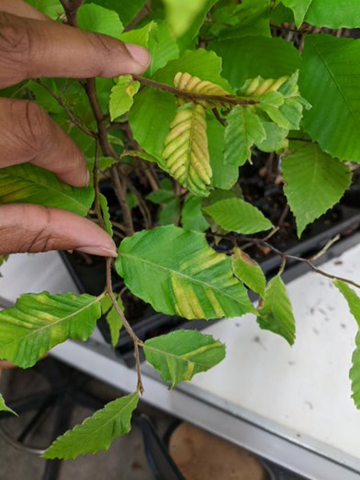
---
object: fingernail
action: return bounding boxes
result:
[125,44,151,68]
[77,246,118,258]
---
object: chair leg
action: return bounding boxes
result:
[42,394,74,480]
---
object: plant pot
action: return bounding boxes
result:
[62,203,360,366]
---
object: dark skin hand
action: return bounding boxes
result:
[0,0,150,257]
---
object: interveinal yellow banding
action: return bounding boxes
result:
[163,102,212,196]
[174,72,231,108]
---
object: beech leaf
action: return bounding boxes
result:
[44,393,139,460]
[115,226,255,320]
[0,293,102,368]
[257,275,296,345]
[144,330,226,388]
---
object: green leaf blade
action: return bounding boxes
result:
[282,142,352,236]
[300,35,360,162]
[334,281,360,408]
[144,330,226,388]
[44,392,139,460]
[0,164,94,217]
[115,226,255,321]
[203,198,273,234]
[77,3,123,38]
[224,106,266,166]
[109,76,140,121]
[0,394,16,415]
[232,248,266,297]
[0,293,102,368]
[257,275,296,345]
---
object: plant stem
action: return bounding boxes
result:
[242,236,360,290]
[111,167,135,235]
[132,75,258,106]
[106,258,144,394]
[35,79,95,138]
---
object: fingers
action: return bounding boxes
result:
[0,0,50,21]
[0,11,151,89]
[0,98,89,188]
[0,204,118,257]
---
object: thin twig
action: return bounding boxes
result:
[35,79,95,138]
[106,258,144,394]
[132,75,258,106]
[93,140,105,229]
[111,167,135,235]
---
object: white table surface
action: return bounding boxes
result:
[1,245,360,479]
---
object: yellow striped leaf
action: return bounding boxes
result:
[115,226,255,320]
[0,293,102,368]
[174,72,231,108]
[163,103,212,197]
[144,330,226,388]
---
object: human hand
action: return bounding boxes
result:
[0,0,150,257]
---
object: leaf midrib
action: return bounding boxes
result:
[309,38,360,135]
[0,295,102,351]
[145,342,222,368]
[0,168,88,215]
[46,394,138,457]
[120,252,244,305]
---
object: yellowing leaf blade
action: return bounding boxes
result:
[144,330,226,388]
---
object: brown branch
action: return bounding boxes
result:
[132,75,258,106]
[93,140,105,230]
[59,0,84,26]
[241,236,360,290]
[111,167,135,235]
[106,258,144,394]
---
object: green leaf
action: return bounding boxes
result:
[116,226,255,320]
[181,195,209,232]
[203,198,272,234]
[255,113,289,152]
[282,0,360,29]
[98,194,113,237]
[158,198,180,226]
[207,118,239,190]
[300,35,360,163]
[101,294,124,347]
[147,189,176,205]
[232,248,266,297]
[257,275,296,345]
[121,21,179,77]
[334,281,360,408]
[163,0,210,38]
[109,76,140,121]
[210,36,301,90]
[282,142,352,237]
[163,103,212,197]
[211,0,271,39]
[154,49,232,91]
[25,0,63,19]
[177,0,219,51]
[224,106,266,166]
[0,293,102,368]
[77,4,123,38]
[334,281,360,328]
[129,88,177,162]
[44,392,139,460]
[144,330,226,388]
[0,394,16,415]
[0,164,94,217]
[281,0,312,27]
[86,0,146,27]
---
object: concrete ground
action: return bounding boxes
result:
[0,359,175,480]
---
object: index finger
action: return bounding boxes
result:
[0,11,150,89]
